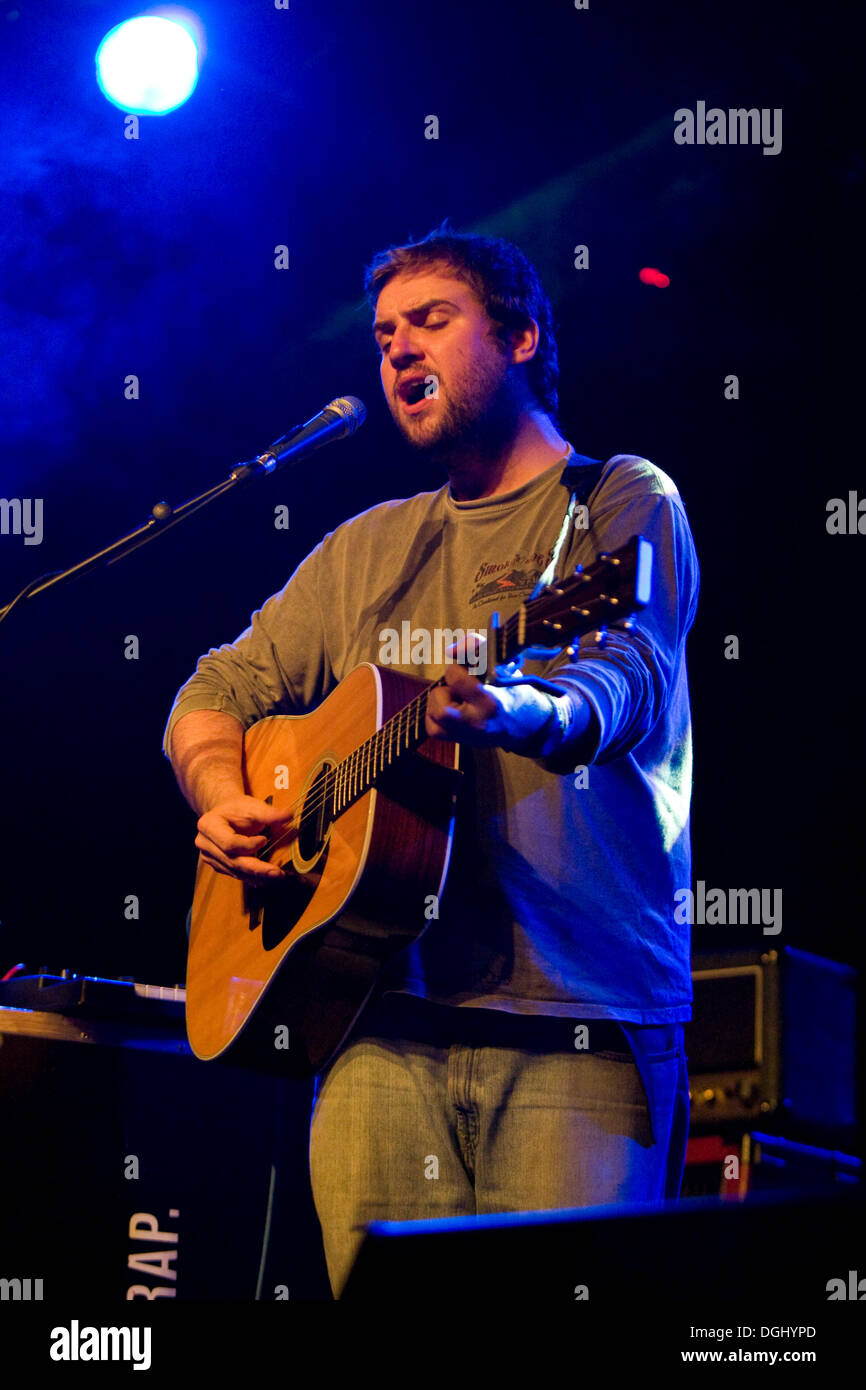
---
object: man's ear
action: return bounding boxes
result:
[506,316,540,365]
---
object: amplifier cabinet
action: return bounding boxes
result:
[686,947,856,1137]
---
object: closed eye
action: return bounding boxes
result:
[375,310,452,356]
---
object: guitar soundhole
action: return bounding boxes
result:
[297,763,333,865]
[244,761,335,952]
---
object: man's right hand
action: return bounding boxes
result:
[195,796,294,881]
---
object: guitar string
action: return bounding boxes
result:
[253,591,555,860]
[256,676,442,860]
[245,562,618,863]
[248,604,522,860]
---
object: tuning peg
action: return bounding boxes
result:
[622,616,635,632]
[573,563,583,576]
[592,625,608,648]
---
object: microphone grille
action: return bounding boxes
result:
[327,396,366,434]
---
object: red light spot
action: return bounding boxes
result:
[639,267,670,288]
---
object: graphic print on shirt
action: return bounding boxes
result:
[468,546,556,609]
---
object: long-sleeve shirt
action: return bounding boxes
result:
[163,445,700,1024]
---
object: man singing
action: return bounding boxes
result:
[163,225,700,1298]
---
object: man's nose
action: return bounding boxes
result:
[388,323,424,366]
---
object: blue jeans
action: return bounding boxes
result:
[309,992,690,1297]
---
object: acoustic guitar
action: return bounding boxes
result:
[185,534,652,1077]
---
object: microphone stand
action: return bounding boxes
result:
[0,451,282,627]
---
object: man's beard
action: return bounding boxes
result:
[393,353,523,468]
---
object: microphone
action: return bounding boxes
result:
[250,396,366,474]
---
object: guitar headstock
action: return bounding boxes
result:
[492,535,652,665]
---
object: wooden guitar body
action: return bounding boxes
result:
[184,535,651,1078]
[186,663,460,1077]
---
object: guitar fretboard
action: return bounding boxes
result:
[329,680,436,816]
[323,605,526,818]
[318,540,644,823]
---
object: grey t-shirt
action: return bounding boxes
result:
[164,446,700,1024]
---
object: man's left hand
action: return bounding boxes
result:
[425,664,564,755]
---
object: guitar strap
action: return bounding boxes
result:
[560,451,606,506]
[530,450,605,598]
[495,450,605,693]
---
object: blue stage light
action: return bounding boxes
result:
[96,15,200,116]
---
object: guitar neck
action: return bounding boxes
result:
[327,534,650,818]
[331,679,441,816]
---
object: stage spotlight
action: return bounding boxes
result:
[96,14,201,115]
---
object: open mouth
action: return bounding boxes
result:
[397,377,434,411]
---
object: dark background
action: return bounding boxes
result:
[0,1,862,1040]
